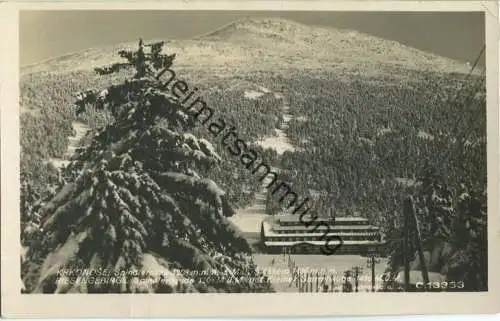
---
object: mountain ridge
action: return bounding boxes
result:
[21,18,476,77]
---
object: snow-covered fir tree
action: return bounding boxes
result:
[22,39,273,294]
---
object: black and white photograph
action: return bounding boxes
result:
[1,1,499,317]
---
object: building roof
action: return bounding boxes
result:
[276,214,369,223]
[271,225,380,231]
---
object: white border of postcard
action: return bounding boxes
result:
[1,1,499,318]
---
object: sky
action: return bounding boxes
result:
[19,11,485,67]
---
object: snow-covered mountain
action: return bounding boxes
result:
[21,18,474,76]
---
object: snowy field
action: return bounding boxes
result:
[252,253,389,292]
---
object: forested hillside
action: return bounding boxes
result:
[265,69,486,290]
